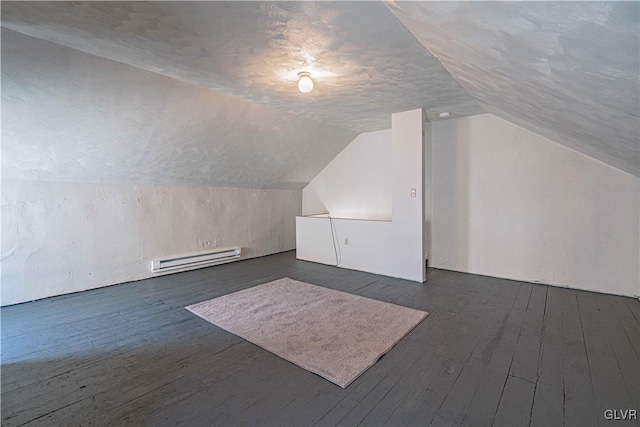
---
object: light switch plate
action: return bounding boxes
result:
[411,188,416,197]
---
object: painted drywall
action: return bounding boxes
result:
[296,216,393,275]
[1,180,300,306]
[388,109,426,282]
[431,114,639,297]
[303,129,392,221]
[2,28,357,190]
[297,109,426,282]
[424,122,433,262]
[2,27,336,306]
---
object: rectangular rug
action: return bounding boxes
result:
[186,277,429,388]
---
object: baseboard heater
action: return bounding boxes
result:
[151,247,241,273]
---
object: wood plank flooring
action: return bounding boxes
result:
[1,251,638,426]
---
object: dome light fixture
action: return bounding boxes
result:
[438,112,451,118]
[297,71,314,94]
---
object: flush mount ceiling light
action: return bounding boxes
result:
[439,112,451,118]
[297,71,314,94]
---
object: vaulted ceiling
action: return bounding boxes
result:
[2,1,638,188]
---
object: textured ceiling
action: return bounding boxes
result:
[386,1,640,177]
[2,1,638,186]
[2,29,356,189]
[0,1,482,131]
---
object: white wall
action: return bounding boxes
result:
[1,180,300,305]
[296,217,392,275]
[388,109,427,282]
[297,109,426,282]
[1,29,321,306]
[431,114,639,297]
[424,122,433,262]
[302,130,392,220]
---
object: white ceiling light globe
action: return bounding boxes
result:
[297,72,314,94]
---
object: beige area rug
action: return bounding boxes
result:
[186,277,429,388]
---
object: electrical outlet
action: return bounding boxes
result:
[344,238,349,245]
[411,188,416,197]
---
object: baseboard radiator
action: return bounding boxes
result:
[151,247,241,274]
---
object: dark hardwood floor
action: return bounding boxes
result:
[1,251,638,426]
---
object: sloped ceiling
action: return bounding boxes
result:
[385,1,639,177]
[1,1,481,131]
[2,1,638,188]
[1,1,483,190]
[2,29,358,189]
